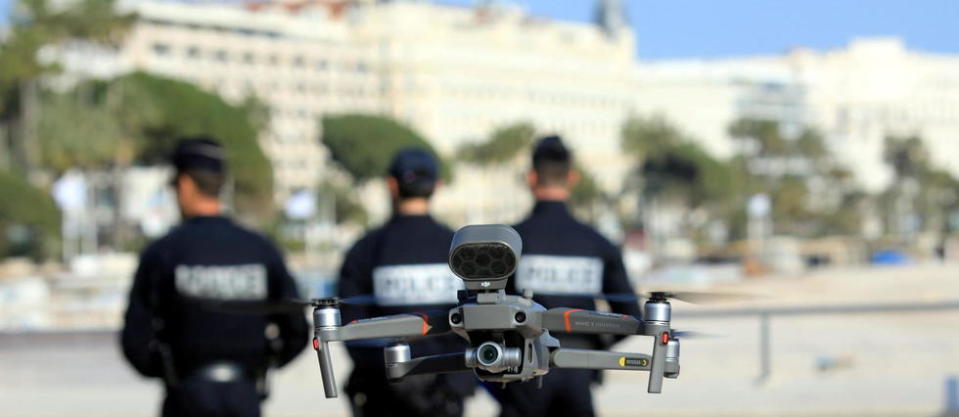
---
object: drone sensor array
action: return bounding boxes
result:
[450,243,516,279]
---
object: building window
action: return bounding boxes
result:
[242,52,254,65]
[293,55,305,67]
[214,49,229,63]
[186,46,200,58]
[152,42,171,56]
[316,60,328,71]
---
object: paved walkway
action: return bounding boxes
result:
[2,264,958,416]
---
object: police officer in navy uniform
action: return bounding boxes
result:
[121,137,309,417]
[493,136,642,417]
[337,148,474,417]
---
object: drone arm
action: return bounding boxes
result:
[541,308,641,336]
[320,311,452,342]
[313,310,452,398]
[550,348,652,371]
[550,347,678,393]
[385,352,470,381]
[315,339,337,398]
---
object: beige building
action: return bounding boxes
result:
[632,38,959,191]
[117,0,959,226]
[119,0,638,220]
[791,38,959,190]
[121,0,383,200]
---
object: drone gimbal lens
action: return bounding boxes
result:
[478,343,501,366]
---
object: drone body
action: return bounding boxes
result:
[312,224,681,398]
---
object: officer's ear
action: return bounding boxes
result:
[386,176,400,199]
[567,170,580,188]
[177,174,199,198]
[526,170,538,189]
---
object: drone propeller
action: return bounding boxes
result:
[648,291,755,304]
[544,290,754,305]
[671,329,720,339]
[200,295,381,315]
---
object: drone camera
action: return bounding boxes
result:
[465,341,522,374]
[449,225,522,291]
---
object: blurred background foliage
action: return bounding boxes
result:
[0,170,60,259]
[35,72,275,221]
[321,114,452,183]
[0,0,956,262]
[456,121,535,165]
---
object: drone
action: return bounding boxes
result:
[309,224,682,398]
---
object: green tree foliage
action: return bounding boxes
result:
[36,92,125,172]
[457,122,536,164]
[640,142,733,207]
[621,115,738,243]
[0,170,60,259]
[317,180,368,226]
[881,135,959,235]
[0,0,132,96]
[111,72,275,218]
[621,115,684,157]
[728,117,865,238]
[622,115,733,209]
[321,114,450,182]
[795,129,829,160]
[728,118,790,157]
[0,0,133,173]
[570,164,602,209]
[36,72,275,219]
[884,135,930,179]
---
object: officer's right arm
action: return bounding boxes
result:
[120,245,164,378]
[267,248,310,368]
[336,239,373,325]
[601,242,643,348]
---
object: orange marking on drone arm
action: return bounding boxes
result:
[563,309,584,332]
[415,313,430,335]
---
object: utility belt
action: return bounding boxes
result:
[185,361,257,383]
[176,360,272,400]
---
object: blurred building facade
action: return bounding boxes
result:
[633,38,959,191]
[118,0,637,208]
[108,0,959,223]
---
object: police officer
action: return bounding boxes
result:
[121,137,309,417]
[337,148,474,417]
[493,136,642,417]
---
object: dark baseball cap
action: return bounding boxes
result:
[388,148,438,185]
[171,137,226,173]
[532,135,571,166]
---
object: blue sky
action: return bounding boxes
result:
[444,0,959,59]
[2,0,957,60]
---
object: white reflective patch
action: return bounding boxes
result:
[515,255,603,295]
[372,263,464,306]
[175,264,268,300]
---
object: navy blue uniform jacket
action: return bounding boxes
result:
[121,216,309,378]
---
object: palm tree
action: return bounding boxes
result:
[456,122,536,221]
[0,0,133,178]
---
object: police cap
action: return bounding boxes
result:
[171,136,226,174]
[388,148,438,186]
[532,135,571,166]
